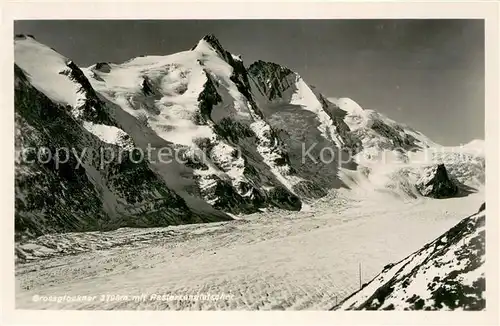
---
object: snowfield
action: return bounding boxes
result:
[15,189,484,310]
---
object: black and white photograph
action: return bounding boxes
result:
[2,1,499,324]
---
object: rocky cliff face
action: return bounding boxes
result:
[248,61,362,196]
[334,204,486,310]
[416,164,459,198]
[414,163,480,199]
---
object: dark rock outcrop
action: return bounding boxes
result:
[93,62,112,73]
[370,119,421,151]
[417,164,459,198]
[478,202,485,213]
[14,34,36,40]
[141,77,154,96]
[248,60,294,101]
[60,60,115,125]
[195,71,222,124]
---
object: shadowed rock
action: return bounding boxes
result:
[417,164,459,198]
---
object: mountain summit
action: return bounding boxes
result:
[196,34,227,53]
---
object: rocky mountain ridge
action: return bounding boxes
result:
[14,33,485,238]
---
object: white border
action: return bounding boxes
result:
[1,1,499,325]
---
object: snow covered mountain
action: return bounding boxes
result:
[324,97,484,199]
[14,33,485,238]
[15,34,309,238]
[334,203,486,310]
[14,35,232,240]
[248,61,361,196]
[247,60,484,200]
[330,97,438,152]
[82,34,308,214]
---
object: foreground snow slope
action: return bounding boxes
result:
[335,203,485,311]
[16,190,483,310]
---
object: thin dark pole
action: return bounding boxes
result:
[359,262,362,289]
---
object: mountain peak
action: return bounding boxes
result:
[248,60,294,76]
[191,34,227,54]
[15,34,36,40]
[201,33,222,46]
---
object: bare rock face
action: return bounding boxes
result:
[93,62,112,73]
[478,202,485,213]
[248,60,362,196]
[15,34,36,40]
[416,164,459,198]
[334,204,486,311]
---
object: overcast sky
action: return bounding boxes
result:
[14,20,484,145]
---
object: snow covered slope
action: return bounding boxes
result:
[334,203,485,310]
[331,97,438,152]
